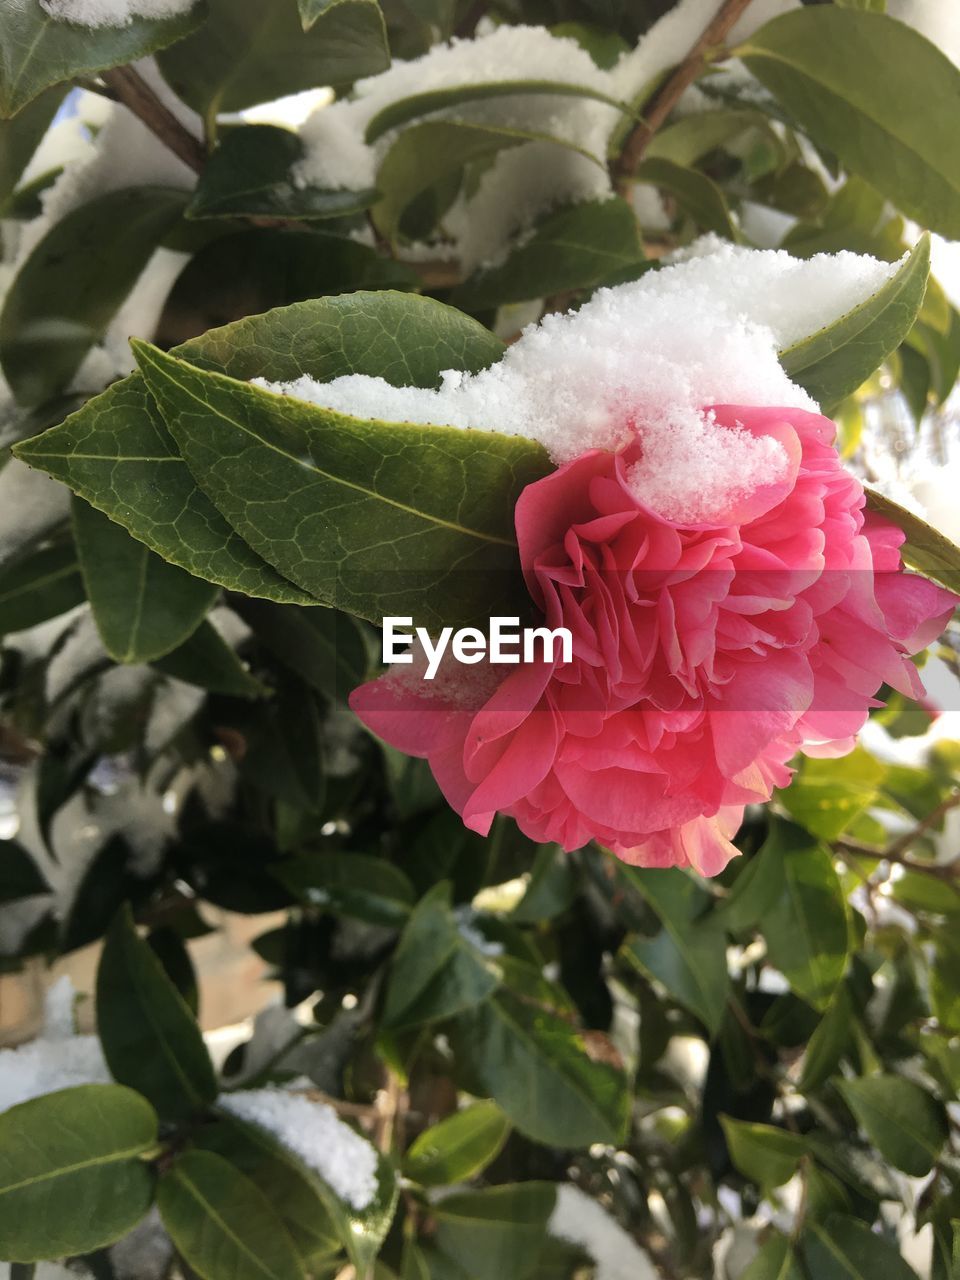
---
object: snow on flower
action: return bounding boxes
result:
[218,1088,379,1210]
[39,0,196,26]
[257,243,957,876]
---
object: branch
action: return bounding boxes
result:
[613,0,755,188]
[835,790,960,882]
[100,65,206,175]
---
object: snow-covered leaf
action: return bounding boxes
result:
[0,0,204,117]
[739,8,960,239]
[863,486,960,592]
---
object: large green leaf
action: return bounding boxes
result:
[364,80,633,143]
[158,1150,305,1280]
[132,340,550,629]
[0,186,188,406]
[800,1214,921,1279]
[373,119,604,243]
[720,1118,807,1189]
[0,540,84,635]
[838,1075,947,1176]
[403,1101,510,1187]
[738,8,960,238]
[452,198,644,310]
[779,236,930,412]
[0,84,66,206]
[96,904,217,1122]
[186,125,377,222]
[430,1183,556,1280]
[622,869,730,1035]
[0,1084,157,1262]
[157,0,388,117]
[863,486,960,592]
[13,292,506,604]
[0,0,204,117]
[757,822,848,1009]
[73,498,216,663]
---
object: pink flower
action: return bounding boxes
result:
[351,407,956,876]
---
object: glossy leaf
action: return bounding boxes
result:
[721,1117,807,1188]
[452,198,643,310]
[158,1150,305,1280]
[800,1214,921,1279]
[0,187,188,406]
[0,0,204,117]
[739,8,960,238]
[132,340,550,629]
[864,486,960,592]
[0,1084,157,1262]
[186,125,376,222]
[157,0,388,117]
[73,498,216,663]
[0,541,84,635]
[97,904,217,1122]
[779,236,930,412]
[403,1101,510,1187]
[838,1074,947,1176]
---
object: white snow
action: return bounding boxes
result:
[255,243,896,523]
[218,1088,379,1210]
[39,0,196,27]
[0,996,109,1115]
[550,1184,658,1280]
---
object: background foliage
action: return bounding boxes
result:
[1,0,960,1278]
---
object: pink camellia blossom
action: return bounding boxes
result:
[351,406,956,876]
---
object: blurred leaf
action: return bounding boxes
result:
[452,198,643,310]
[153,618,266,698]
[158,0,388,116]
[0,1084,157,1262]
[636,157,738,238]
[0,1,204,116]
[779,235,930,413]
[60,835,144,953]
[276,852,415,927]
[720,1117,807,1188]
[0,541,84,636]
[403,1101,510,1187]
[148,926,199,1016]
[0,839,50,903]
[97,904,217,1122]
[838,1074,947,1176]
[739,9,960,238]
[778,748,886,841]
[430,1183,556,1280]
[0,187,188,406]
[158,1149,305,1280]
[231,599,368,701]
[73,498,215,663]
[511,844,576,923]
[132,340,550,630]
[550,21,628,69]
[899,342,932,425]
[646,107,776,166]
[0,84,66,204]
[187,125,376,222]
[799,983,855,1091]
[14,292,504,603]
[800,1214,921,1279]
[864,486,960,592]
[740,1234,805,1280]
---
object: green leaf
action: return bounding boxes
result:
[778,748,887,842]
[798,984,854,1091]
[231,599,367,702]
[0,186,188,406]
[383,882,499,1029]
[276,852,415,926]
[157,0,388,117]
[403,1101,510,1187]
[431,1183,556,1280]
[13,292,505,604]
[511,843,576,923]
[0,0,204,117]
[738,8,960,238]
[0,540,84,635]
[186,125,376,221]
[758,822,848,1009]
[740,1233,805,1280]
[635,157,738,239]
[132,339,550,629]
[778,236,931,412]
[0,839,50,904]
[96,904,217,1122]
[621,869,729,1035]
[645,107,775,167]
[452,198,643,310]
[450,978,629,1148]
[158,1149,305,1280]
[364,79,633,143]
[72,498,216,663]
[373,119,604,243]
[0,1084,157,1262]
[838,1074,947,1176]
[0,84,66,205]
[153,618,266,697]
[720,1117,807,1189]
[863,486,960,592]
[800,1214,921,1279]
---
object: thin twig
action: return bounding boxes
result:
[100,65,206,174]
[886,789,960,860]
[613,0,755,189]
[835,790,960,882]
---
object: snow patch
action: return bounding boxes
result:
[550,1184,659,1280]
[40,0,196,27]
